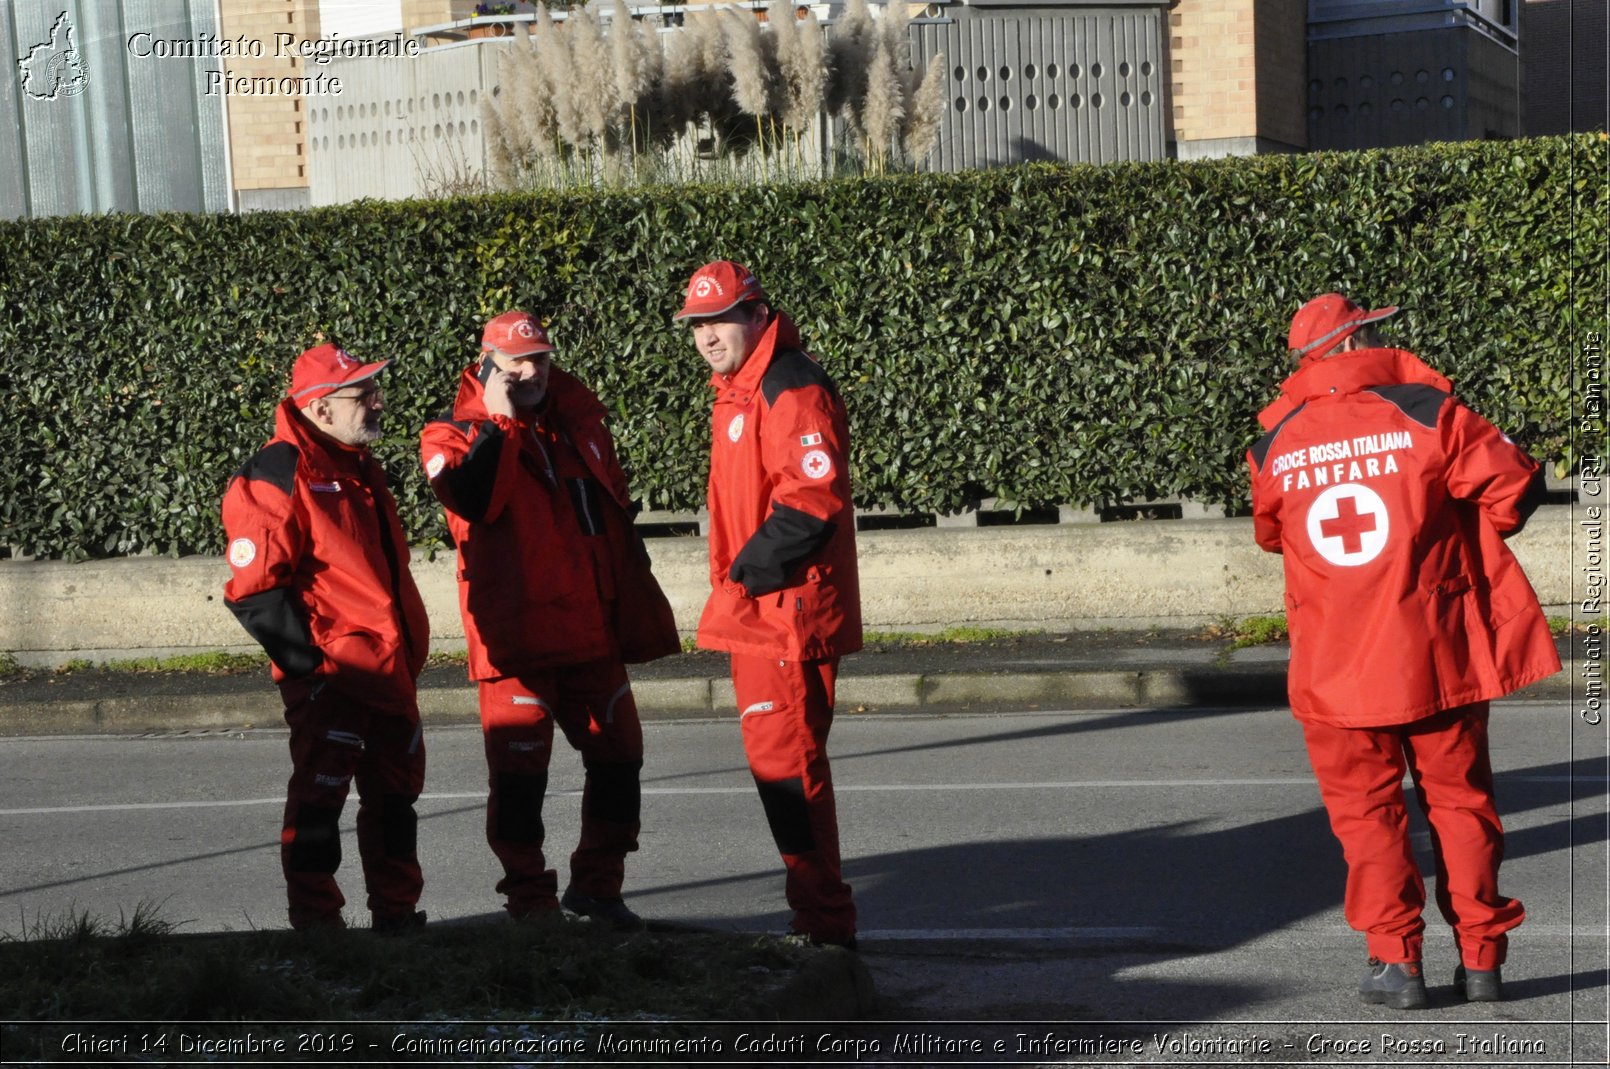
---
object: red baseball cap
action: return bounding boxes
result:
[673,261,766,320]
[288,343,390,403]
[1288,293,1398,360]
[482,311,556,356]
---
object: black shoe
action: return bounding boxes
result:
[1358,958,1428,1009]
[1454,964,1503,1002]
[560,887,644,932]
[371,909,426,935]
[291,912,346,932]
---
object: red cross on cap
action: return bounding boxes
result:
[674,260,766,320]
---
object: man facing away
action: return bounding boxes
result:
[674,261,863,948]
[420,311,679,929]
[222,343,430,932]
[1247,294,1561,1008]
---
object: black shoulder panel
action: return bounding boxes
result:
[1248,404,1306,472]
[428,415,470,437]
[429,406,472,433]
[1368,384,1448,430]
[234,441,299,496]
[761,349,838,406]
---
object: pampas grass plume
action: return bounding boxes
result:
[722,8,771,118]
[902,53,946,165]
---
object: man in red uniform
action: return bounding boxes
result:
[222,343,430,932]
[420,311,678,929]
[674,262,863,948]
[1248,294,1560,1007]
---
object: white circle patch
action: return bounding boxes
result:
[425,453,447,480]
[727,414,745,442]
[228,537,257,568]
[801,449,832,480]
[1305,483,1389,567]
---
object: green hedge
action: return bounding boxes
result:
[0,135,1601,561]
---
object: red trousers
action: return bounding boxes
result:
[1302,702,1524,969]
[479,658,643,917]
[279,679,425,929]
[731,653,856,944]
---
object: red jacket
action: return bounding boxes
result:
[698,312,863,660]
[1247,347,1559,726]
[222,401,429,707]
[420,364,679,680]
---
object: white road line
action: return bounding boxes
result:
[859,927,1166,940]
[854,923,1600,942]
[0,775,1596,817]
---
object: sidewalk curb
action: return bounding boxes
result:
[0,667,1574,736]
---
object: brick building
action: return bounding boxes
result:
[1168,0,1308,158]
[219,0,323,211]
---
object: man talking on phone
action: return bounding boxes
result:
[420,311,679,928]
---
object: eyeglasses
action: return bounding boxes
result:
[326,385,384,404]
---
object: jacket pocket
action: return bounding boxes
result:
[1422,572,1479,695]
[1425,574,1472,599]
[791,563,841,629]
[321,630,411,707]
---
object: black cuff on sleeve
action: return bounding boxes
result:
[729,503,833,597]
[227,588,322,677]
[1503,467,1549,538]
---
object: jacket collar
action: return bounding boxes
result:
[710,312,802,396]
[1257,347,1451,429]
[274,398,370,475]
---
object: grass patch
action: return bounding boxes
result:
[683,628,1033,652]
[1549,616,1600,637]
[1200,615,1289,649]
[0,652,21,680]
[0,904,824,1055]
[100,652,268,674]
[862,626,1035,646]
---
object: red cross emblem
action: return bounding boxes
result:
[1319,495,1378,554]
[1304,483,1389,566]
[801,449,832,480]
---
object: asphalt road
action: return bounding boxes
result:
[2,700,1606,1066]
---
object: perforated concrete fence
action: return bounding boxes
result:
[307,42,493,205]
[910,0,1167,170]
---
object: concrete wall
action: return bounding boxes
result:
[0,508,1579,666]
[306,39,493,205]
